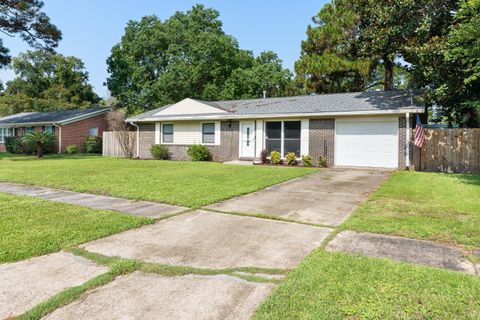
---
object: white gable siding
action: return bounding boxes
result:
[154,98,227,116]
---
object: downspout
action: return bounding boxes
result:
[130,121,140,158]
[53,123,61,154]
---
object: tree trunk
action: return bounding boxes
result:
[383,55,393,91]
[37,142,44,159]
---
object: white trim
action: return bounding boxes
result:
[129,122,140,158]
[255,120,264,158]
[126,108,425,123]
[406,113,410,168]
[214,121,221,145]
[155,123,160,144]
[301,119,309,156]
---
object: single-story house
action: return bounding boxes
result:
[126,91,424,168]
[0,108,110,153]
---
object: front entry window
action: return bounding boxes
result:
[265,121,301,157]
[265,121,281,155]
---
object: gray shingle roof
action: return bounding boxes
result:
[128,90,423,121]
[0,108,110,125]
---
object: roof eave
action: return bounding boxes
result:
[126,107,425,122]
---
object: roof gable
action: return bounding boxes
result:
[153,98,228,116]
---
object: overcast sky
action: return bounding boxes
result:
[0,0,328,97]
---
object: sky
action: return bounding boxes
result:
[0,1,328,98]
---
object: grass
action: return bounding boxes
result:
[0,193,153,263]
[254,249,480,320]
[341,171,480,249]
[0,154,316,207]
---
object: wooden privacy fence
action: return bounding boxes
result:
[102,131,136,158]
[411,128,480,174]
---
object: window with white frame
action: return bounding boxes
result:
[265,120,301,157]
[202,123,215,144]
[43,125,53,134]
[88,127,98,136]
[0,128,11,143]
[162,124,173,143]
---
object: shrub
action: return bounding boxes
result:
[187,144,211,161]
[270,150,281,165]
[85,136,102,153]
[260,149,268,164]
[5,136,22,154]
[150,144,169,160]
[20,132,56,158]
[66,144,79,154]
[318,156,328,168]
[285,152,297,166]
[302,154,313,167]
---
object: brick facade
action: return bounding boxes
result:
[59,114,108,153]
[136,117,408,169]
[309,119,335,167]
[137,121,240,162]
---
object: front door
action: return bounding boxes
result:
[240,121,255,158]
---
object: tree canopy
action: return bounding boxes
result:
[0,50,100,116]
[106,5,293,115]
[0,0,62,67]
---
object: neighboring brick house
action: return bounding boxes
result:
[127,91,424,169]
[0,108,109,153]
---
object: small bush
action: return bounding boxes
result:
[150,144,169,160]
[302,154,313,167]
[318,156,328,168]
[85,136,102,153]
[260,149,268,164]
[285,152,297,166]
[187,144,211,161]
[270,150,281,165]
[66,144,79,154]
[5,136,22,154]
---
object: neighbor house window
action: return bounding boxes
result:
[202,123,215,144]
[25,127,34,134]
[162,124,173,143]
[0,128,11,143]
[88,127,98,136]
[265,121,301,157]
[43,125,53,134]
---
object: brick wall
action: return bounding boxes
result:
[137,121,239,162]
[398,116,406,169]
[60,114,108,153]
[309,119,335,167]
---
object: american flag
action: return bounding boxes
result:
[414,114,426,148]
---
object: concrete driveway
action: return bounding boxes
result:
[207,168,390,226]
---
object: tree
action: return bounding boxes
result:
[351,0,458,90]
[0,50,100,115]
[295,0,374,94]
[106,110,135,158]
[0,0,61,67]
[106,5,293,115]
[220,51,293,99]
[20,131,55,158]
[422,0,480,126]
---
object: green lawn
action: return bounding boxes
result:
[341,171,480,249]
[0,154,317,207]
[255,249,480,320]
[0,192,152,263]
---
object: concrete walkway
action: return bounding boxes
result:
[327,231,477,274]
[0,182,186,218]
[0,252,107,319]
[43,272,274,320]
[207,168,390,226]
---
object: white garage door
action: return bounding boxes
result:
[335,117,399,168]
